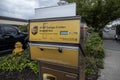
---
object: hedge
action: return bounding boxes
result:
[85,27,105,76]
[0,50,38,74]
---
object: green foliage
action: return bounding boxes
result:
[94,45,104,59]
[86,32,104,58]
[85,57,96,69]
[87,27,95,33]
[85,68,96,75]
[17,25,28,32]
[96,59,104,69]
[0,50,38,74]
[67,0,120,31]
[85,28,105,75]
[85,57,96,75]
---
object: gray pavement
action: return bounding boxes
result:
[98,40,120,80]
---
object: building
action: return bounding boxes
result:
[0,16,28,25]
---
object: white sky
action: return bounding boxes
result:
[0,0,59,19]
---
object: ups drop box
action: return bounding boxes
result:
[29,16,87,80]
[29,16,87,66]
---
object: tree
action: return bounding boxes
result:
[66,0,120,31]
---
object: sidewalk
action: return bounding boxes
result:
[98,40,120,80]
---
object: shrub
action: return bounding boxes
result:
[86,32,104,58]
[85,68,96,75]
[96,59,104,69]
[85,27,105,76]
[17,25,28,32]
[87,27,95,34]
[94,45,105,59]
[0,50,38,74]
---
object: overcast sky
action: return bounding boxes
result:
[0,0,59,19]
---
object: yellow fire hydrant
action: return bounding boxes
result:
[12,42,23,55]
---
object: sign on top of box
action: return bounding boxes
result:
[35,3,76,19]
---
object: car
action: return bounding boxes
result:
[115,25,120,40]
[0,24,28,54]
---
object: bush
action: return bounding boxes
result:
[94,45,105,59]
[85,68,96,75]
[85,57,97,75]
[85,27,105,76]
[17,25,28,32]
[0,50,38,74]
[87,27,95,34]
[0,69,38,80]
[85,57,96,69]
[86,32,104,58]
[96,59,104,69]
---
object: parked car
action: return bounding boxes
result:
[115,25,120,40]
[0,24,28,54]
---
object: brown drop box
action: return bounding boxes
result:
[39,62,85,80]
[40,67,78,80]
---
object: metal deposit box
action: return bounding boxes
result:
[29,16,87,80]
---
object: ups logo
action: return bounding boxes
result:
[43,23,48,29]
[31,26,38,35]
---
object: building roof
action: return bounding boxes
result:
[0,16,27,22]
[0,16,28,25]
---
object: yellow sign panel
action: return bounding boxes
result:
[29,20,80,44]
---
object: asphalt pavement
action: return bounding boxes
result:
[98,40,120,80]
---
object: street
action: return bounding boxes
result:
[98,40,120,80]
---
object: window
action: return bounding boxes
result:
[4,26,18,35]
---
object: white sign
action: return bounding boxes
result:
[35,3,76,19]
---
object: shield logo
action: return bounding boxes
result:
[31,26,38,35]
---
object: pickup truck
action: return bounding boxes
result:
[0,24,28,54]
